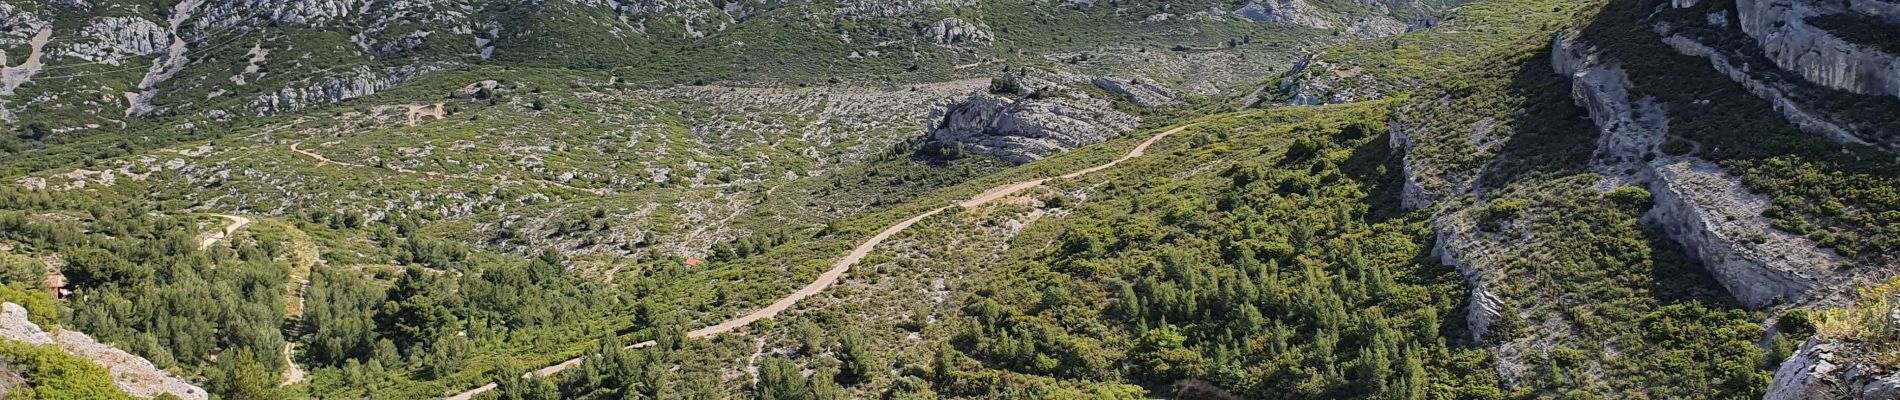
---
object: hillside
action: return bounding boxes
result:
[0,0,1896,399]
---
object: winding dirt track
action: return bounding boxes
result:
[445,123,1192,400]
[197,214,250,250]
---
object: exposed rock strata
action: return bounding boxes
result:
[928,91,1140,163]
[1767,337,1900,400]
[927,70,1143,163]
[1554,35,1842,309]
[1736,0,1900,99]
[247,65,435,115]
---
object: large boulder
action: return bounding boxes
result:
[918,18,992,45]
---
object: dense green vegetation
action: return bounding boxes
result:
[931,104,1513,398]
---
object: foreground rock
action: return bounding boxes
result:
[1767,337,1900,400]
[0,303,207,400]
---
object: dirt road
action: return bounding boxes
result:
[197,214,251,250]
[444,123,1193,399]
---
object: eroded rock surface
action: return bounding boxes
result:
[928,70,1142,163]
[1767,337,1900,400]
[919,18,991,45]
[0,302,208,400]
[1737,0,1900,99]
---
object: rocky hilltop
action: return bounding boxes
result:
[925,69,1169,163]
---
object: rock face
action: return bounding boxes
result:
[0,303,208,400]
[247,65,435,115]
[1554,37,1668,169]
[1658,31,1891,149]
[1553,35,1843,309]
[0,303,52,345]
[1737,0,1900,99]
[928,92,1140,163]
[64,17,168,65]
[1643,160,1837,307]
[928,70,1142,164]
[918,18,991,45]
[1386,120,1440,210]
[1767,337,1900,400]
[1269,54,1388,106]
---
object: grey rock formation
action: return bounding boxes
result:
[1658,30,1889,149]
[125,0,207,116]
[919,18,992,45]
[1643,160,1837,308]
[1386,120,1439,210]
[1429,217,1506,341]
[0,302,208,400]
[1767,337,1900,400]
[1554,37,1668,168]
[64,17,169,65]
[248,65,435,115]
[1090,76,1181,109]
[0,303,52,345]
[1737,0,1900,99]
[1555,34,1844,309]
[927,91,1140,163]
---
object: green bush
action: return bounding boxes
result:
[0,340,137,400]
[1606,187,1653,209]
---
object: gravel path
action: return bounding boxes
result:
[197,214,250,250]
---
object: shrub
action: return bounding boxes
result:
[1606,186,1653,209]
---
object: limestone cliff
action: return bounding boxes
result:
[1736,0,1900,99]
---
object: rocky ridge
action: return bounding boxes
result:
[927,69,1167,163]
[0,303,208,400]
[1657,0,1900,153]
[1737,0,1900,99]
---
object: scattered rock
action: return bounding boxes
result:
[918,18,992,45]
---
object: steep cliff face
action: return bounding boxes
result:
[1653,0,1900,155]
[246,65,436,115]
[1553,35,1843,309]
[1643,160,1839,307]
[1737,0,1900,99]
[1659,32,1880,147]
